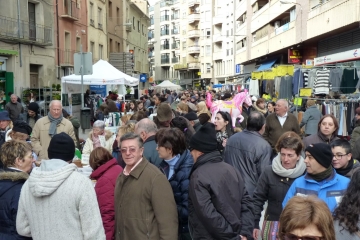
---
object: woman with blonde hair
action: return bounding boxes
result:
[278,196,335,240]
[115,121,136,167]
[176,102,189,115]
[196,101,210,117]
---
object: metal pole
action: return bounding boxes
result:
[80,44,84,108]
[17,0,22,67]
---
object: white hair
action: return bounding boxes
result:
[277,99,289,108]
[93,120,105,129]
[49,100,63,108]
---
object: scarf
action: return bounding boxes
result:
[335,158,354,176]
[216,130,228,144]
[272,153,306,178]
[307,165,333,182]
[253,104,267,115]
[48,112,63,137]
[92,132,104,149]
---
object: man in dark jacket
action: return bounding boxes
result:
[188,122,254,240]
[134,118,162,167]
[224,111,272,197]
[184,112,202,132]
[22,102,41,129]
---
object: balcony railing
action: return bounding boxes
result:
[171,43,179,49]
[188,45,200,54]
[171,15,180,20]
[59,49,75,66]
[161,58,170,64]
[0,16,52,46]
[188,0,200,7]
[160,29,169,36]
[160,15,170,22]
[188,29,200,38]
[61,0,80,20]
[161,44,170,50]
[171,29,179,35]
[172,57,179,63]
[188,13,200,24]
[188,61,200,69]
[150,18,154,25]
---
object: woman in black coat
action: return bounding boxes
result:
[0,140,34,240]
[155,128,193,240]
[252,131,306,240]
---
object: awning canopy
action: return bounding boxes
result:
[257,59,277,71]
[213,84,223,88]
[0,49,18,56]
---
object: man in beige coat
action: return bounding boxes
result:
[115,133,178,240]
[31,100,77,160]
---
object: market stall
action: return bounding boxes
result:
[153,80,182,92]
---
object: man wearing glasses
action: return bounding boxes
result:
[114,133,178,240]
[331,139,360,178]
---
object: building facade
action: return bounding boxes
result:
[0,0,55,92]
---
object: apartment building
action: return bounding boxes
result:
[0,0,55,90]
[56,0,88,78]
[235,0,360,78]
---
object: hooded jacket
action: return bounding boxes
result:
[82,130,115,155]
[90,159,123,240]
[16,160,105,240]
[303,131,339,149]
[0,169,31,240]
[159,150,194,234]
[299,105,322,135]
[188,151,254,239]
[143,135,163,167]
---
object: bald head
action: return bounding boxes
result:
[135,118,158,141]
[275,99,288,117]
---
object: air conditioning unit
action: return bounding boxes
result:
[126,24,132,32]
[274,21,281,29]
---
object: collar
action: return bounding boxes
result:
[7,167,24,172]
[123,158,143,176]
[144,134,156,143]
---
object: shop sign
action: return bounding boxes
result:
[139,73,147,83]
[149,77,154,83]
[288,49,302,64]
[90,85,107,96]
[314,48,360,66]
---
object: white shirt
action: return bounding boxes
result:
[277,113,288,127]
[123,158,143,176]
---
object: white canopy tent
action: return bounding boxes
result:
[154,80,182,90]
[61,59,139,86]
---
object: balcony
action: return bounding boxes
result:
[188,45,200,54]
[150,18,154,25]
[0,16,52,46]
[161,44,170,50]
[59,49,75,66]
[148,33,154,40]
[188,13,200,24]
[161,58,170,64]
[160,15,170,22]
[148,52,154,58]
[174,63,188,70]
[171,29,180,35]
[175,49,181,55]
[188,61,200,69]
[213,51,223,60]
[213,34,224,43]
[61,0,79,21]
[188,0,200,7]
[98,23,103,30]
[171,15,180,20]
[90,19,94,26]
[188,29,200,38]
[160,29,169,36]
[213,13,225,25]
[171,43,179,49]
[172,57,179,63]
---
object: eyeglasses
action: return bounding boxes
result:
[284,233,323,240]
[333,153,349,160]
[120,147,141,154]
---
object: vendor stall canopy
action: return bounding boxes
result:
[257,59,277,71]
[154,80,182,90]
[61,59,139,86]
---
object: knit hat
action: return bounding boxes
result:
[184,112,198,121]
[28,102,39,113]
[13,121,32,135]
[48,132,75,161]
[305,143,333,168]
[189,122,217,153]
[157,103,173,122]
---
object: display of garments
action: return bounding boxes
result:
[303,72,309,87]
[329,68,343,92]
[279,75,293,99]
[308,69,317,89]
[340,68,359,94]
[314,69,331,95]
[249,79,260,96]
[265,80,275,98]
[292,68,301,95]
[274,77,281,97]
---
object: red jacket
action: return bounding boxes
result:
[90,158,123,240]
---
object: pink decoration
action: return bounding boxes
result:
[206,90,252,128]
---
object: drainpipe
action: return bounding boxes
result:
[56,0,60,79]
[17,0,22,67]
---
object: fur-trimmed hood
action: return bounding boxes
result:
[88,129,113,140]
[253,104,267,115]
[0,169,29,198]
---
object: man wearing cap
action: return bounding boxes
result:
[23,102,41,128]
[153,102,174,129]
[282,143,350,213]
[188,122,254,240]
[31,100,76,160]
[5,94,24,122]
[184,112,201,131]
[16,132,106,240]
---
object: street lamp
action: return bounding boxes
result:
[280,0,302,43]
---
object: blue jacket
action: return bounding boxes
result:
[282,169,350,213]
[0,169,32,240]
[143,135,163,167]
[299,105,322,135]
[159,149,193,233]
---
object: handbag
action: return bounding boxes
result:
[261,220,280,240]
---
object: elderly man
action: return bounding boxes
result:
[114,133,178,239]
[31,100,76,160]
[5,94,24,122]
[184,112,202,131]
[134,118,162,167]
[263,99,300,151]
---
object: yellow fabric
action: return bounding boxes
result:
[262,94,271,100]
[294,98,303,106]
[300,88,312,97]
[263,69,276,79]
[275,65,294,76]
[252,71,263,79]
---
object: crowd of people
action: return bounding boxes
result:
[1,88,360,240]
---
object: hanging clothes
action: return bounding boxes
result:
[303,71,309,87]
[265,80,275,98]
[274,77,281,97]
[292,68,301,95]
[340,68,359,94]
[308,69,317,89]
[249,79,259,96]
[314,69,331,95]
[279,75,293,99]
[329,68,343,92]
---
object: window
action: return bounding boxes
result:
[90,2,94,21]
[206,63,211,73]
[117,7,120,24]
[138,20,140,32]
[142,24,144,34]
[76,37,81,51]
[99,44,103,59]
[90,41,95,60]
[290,8,296,22]
[117,42,120,52]
[28,2,36,40]
[64,32,70,50]
[236,38,246,50]
[205,11,211,21]
[205,45,211,56]
[206,29,211,38]
[98,8,103,29]
[109,1,112,18]
[133,17,135,29]
[182,41,186,50]
[109,38,113,52]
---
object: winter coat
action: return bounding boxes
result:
[282,169,350,213]
[16,159,106,240]
[193,122,202,132]
[350,121,360,149]
[82,130,115,155]
[114,158,178,240]
[299,105,322,135]
[188,151,254,239]
[90,159,123,240]
[252,166,299,228]
[68,116,81,149]
[143,135,163,167]
[31,116,77,160]
[0,169,31,240]
[238,106,256,130]
[303,131,339,149]
[159,150,193,234]
[22,113,41,126]
[334,220,360,240]
[224,130,272,197]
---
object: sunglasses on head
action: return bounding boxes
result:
[284,233,323,240]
